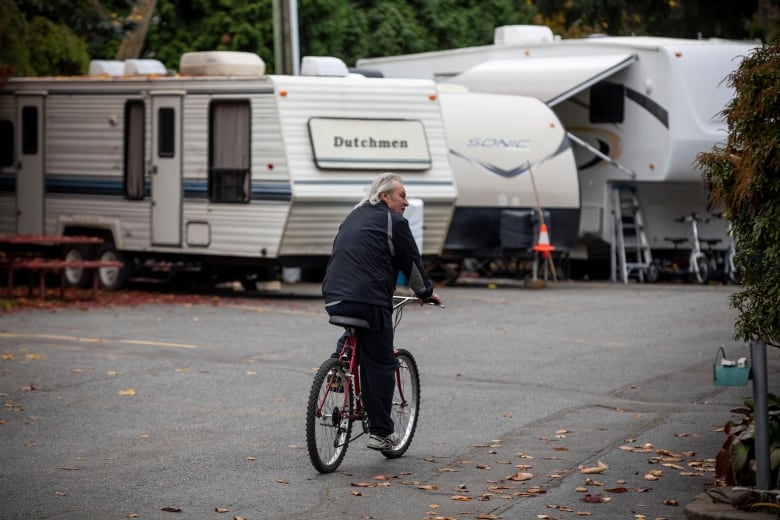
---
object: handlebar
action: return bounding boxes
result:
[392,295,445,309]
[392,295,444,332]
[674,212,709,224]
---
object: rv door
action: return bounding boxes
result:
[15,95,45,234]
[150,94,183,246]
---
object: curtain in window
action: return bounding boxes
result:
[212,102,249,169]
[125,101,145,200]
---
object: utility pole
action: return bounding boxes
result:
[272,0,300,75]
[115,0,158,60]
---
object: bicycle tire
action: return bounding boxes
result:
[306,358,353,473]
[693,255,710,285]
[382,349,420,459]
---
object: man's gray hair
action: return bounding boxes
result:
[357,172,403,207]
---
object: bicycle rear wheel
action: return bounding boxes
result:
[306,358,353,473]
[382,349,420,459]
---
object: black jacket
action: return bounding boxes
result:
[322,202,434,308]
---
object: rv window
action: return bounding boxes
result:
[124,101,145,200]
[21,106,38,155]
[209,100,250,203]
[158,107,175,158]
[209,169,250,203]
[0,120,13,167]
[589,82,625,124]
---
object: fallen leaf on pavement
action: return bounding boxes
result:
[507,472,533,481]
[579,461,608,474]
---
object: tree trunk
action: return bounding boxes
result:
[115,0,157,60]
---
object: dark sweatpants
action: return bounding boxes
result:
[327,301,397,437]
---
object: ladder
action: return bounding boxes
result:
[611,185,653,283]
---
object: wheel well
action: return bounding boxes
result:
[63,227,115,245]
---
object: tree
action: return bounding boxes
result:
[0,0,139,77]
[696,38,780,347]
[534,0,765,40]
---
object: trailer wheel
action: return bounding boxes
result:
[644,263,660,283]
[97,243,130,291]
[63,246,93,288]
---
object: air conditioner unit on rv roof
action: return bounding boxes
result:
[494,25,554,45]
[125,59,167,75]
[88,60,125,76]
[301,56,349,77]
[179,51,266,76]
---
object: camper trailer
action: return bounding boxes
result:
[434,88,580,279]
[358,26,758,280]
[0,52,457,290]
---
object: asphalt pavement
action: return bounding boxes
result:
[1,280,779,520]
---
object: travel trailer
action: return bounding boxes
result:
[434,88,580,279]
[0,52,457,290]
[358,26,758,280]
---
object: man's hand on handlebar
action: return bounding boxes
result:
[422,292,443,307]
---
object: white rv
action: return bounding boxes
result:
[434,88,580,278]
[358,26,758,278]
[0,52,457,289]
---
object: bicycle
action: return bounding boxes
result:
[710,212,741,285]
[306,295,442,473]
[657,213,710,284]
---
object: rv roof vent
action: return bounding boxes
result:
[125,59,167,75]
[300,56,349,77]
[88,60,125,77]
[179,51,266,76]
[494,25,554,45]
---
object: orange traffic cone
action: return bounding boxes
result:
[533,223,556,258]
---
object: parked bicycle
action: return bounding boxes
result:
[648,212,710,284]
[306,295,443,473]
[710,212,741,285]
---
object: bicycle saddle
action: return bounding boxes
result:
[329,315,370,330]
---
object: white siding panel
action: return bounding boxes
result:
[182,200,287,257]
[47,95,127,176]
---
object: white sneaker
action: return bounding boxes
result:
[367,432,399,451]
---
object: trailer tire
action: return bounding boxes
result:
[97,243,130,291]
[63,246,94,288]
[644,263,660,283]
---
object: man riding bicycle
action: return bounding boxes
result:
[322,172,443,451]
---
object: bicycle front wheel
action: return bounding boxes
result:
[383,349,420,459]
[306,358,353,473]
